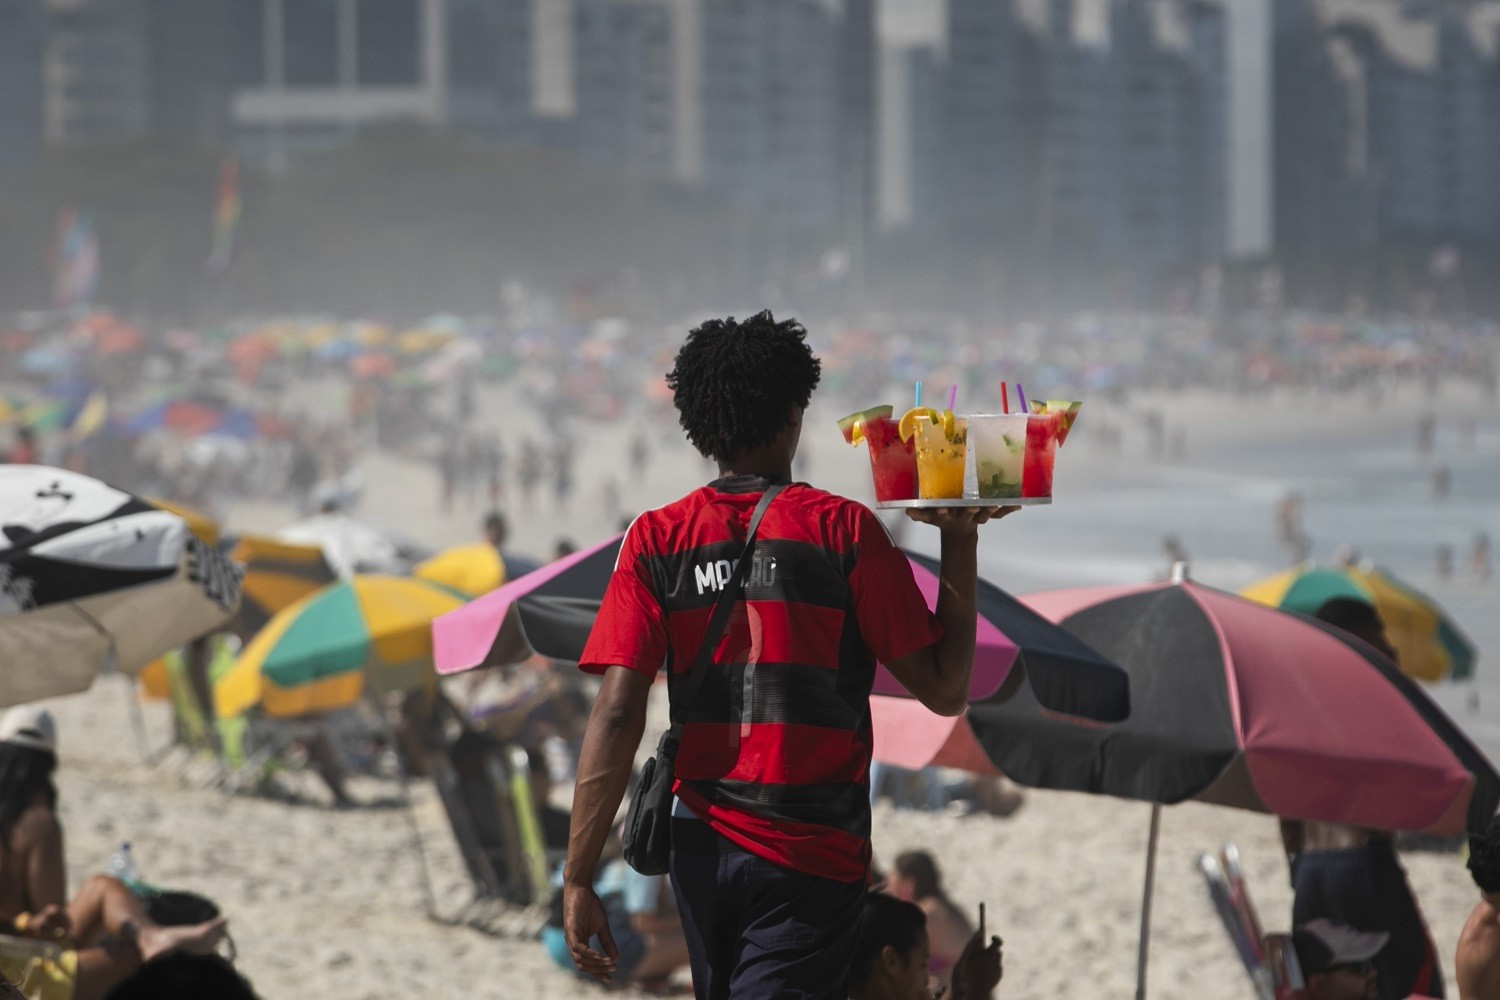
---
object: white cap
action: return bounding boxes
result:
[1293,919,1388,976]
[0,706,57,754]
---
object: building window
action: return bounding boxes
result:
[284,0,338,86]
[357,0,419,85]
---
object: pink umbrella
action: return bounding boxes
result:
[433,535,1128,721]
[883,572,1497,1000]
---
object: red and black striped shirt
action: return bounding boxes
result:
[580,475,942,882]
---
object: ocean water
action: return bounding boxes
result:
[902,414,1500,762]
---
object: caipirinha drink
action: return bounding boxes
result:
[966,413,1028,499]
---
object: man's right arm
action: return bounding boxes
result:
[563,665,652,983]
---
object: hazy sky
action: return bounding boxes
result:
[879,0,944,45]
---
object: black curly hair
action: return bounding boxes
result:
[666,311,822,462]
[1469,812,1500,894]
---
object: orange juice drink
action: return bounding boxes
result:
[914,415,967,499]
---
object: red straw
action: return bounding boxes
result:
[1000,381,1009,414]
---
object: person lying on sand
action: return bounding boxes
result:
[0,708,228,1000]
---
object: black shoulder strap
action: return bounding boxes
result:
[668,482,786,725]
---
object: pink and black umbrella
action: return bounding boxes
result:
[432,533,1128,722]
[875,574,1497,999]
[982,577,1498,835]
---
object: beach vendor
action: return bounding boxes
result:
[0,708,228,1000]
[1280,599,1445,1000]
[562,311,1015,998]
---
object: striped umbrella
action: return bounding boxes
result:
[214,575,465,720]
[1241,563,1475,682]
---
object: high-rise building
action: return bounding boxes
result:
[144,0,235,144]
[1275,0,1500,252]
[446,0,534,140]
[1272,0,1371,249]
[698,0,841,224]
[941,0,1029,233]
[0,0,48,173]
[230,0,449,154]
[1435,8,1500,248]
[43,0,151,141]
[572,0,678,179]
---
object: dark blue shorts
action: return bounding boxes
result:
[1293,843,1444,1000]
[669,818,867,1000]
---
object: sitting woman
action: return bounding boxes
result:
[888,850,975,985]
[849,893,1002,1000]
[0,707,227,1000]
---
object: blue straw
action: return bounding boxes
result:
[914,381,922,408]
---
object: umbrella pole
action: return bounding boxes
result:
[1136,803,1162,1000]
[124,675,153,763]
[364,677,441,919]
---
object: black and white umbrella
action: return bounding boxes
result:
[0,466,243,706]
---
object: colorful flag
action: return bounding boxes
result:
[51,209,99,309]
[207,156,241,273]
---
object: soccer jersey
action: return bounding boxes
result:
[580,475,943,882]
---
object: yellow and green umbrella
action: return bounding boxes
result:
[1241,564,1476,683]
[214,575,465,720]
[412,541,506,598]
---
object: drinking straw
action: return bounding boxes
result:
[946,384,957,412]
[1016,383,1029,414]
[914,381,922,408]
[1000,381,1009,414]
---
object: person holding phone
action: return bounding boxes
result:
[849,892,1002,1000]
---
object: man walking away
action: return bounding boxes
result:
[562,312,1014,999]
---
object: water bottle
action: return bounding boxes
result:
[106,842,141,889]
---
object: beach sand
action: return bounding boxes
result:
[34,373,1498,999]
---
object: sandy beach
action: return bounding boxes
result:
[33,372,1500,999]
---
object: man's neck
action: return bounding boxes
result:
[717,449,792,481]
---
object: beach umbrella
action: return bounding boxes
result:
[120,401,261,441]
[0,466,243,706]
[432,533,1129,723]
[869,694,1000,776]
[213,575,465,720]
[1240,563,1475,682]
[968,571,1498,999]
[276,512,424,578]
[146,498,220,547]
[349,351,397,378]
[412,541,507,598]
[226,535,338,641]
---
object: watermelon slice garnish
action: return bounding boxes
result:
[1028,400,1082,446]
[837,405,893,446]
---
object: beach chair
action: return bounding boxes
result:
[422,702,552,934]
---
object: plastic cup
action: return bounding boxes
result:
[1021,412,1062,498]
[914,416,967,499]
[863,416,918,502]
[965,414,1028,499]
